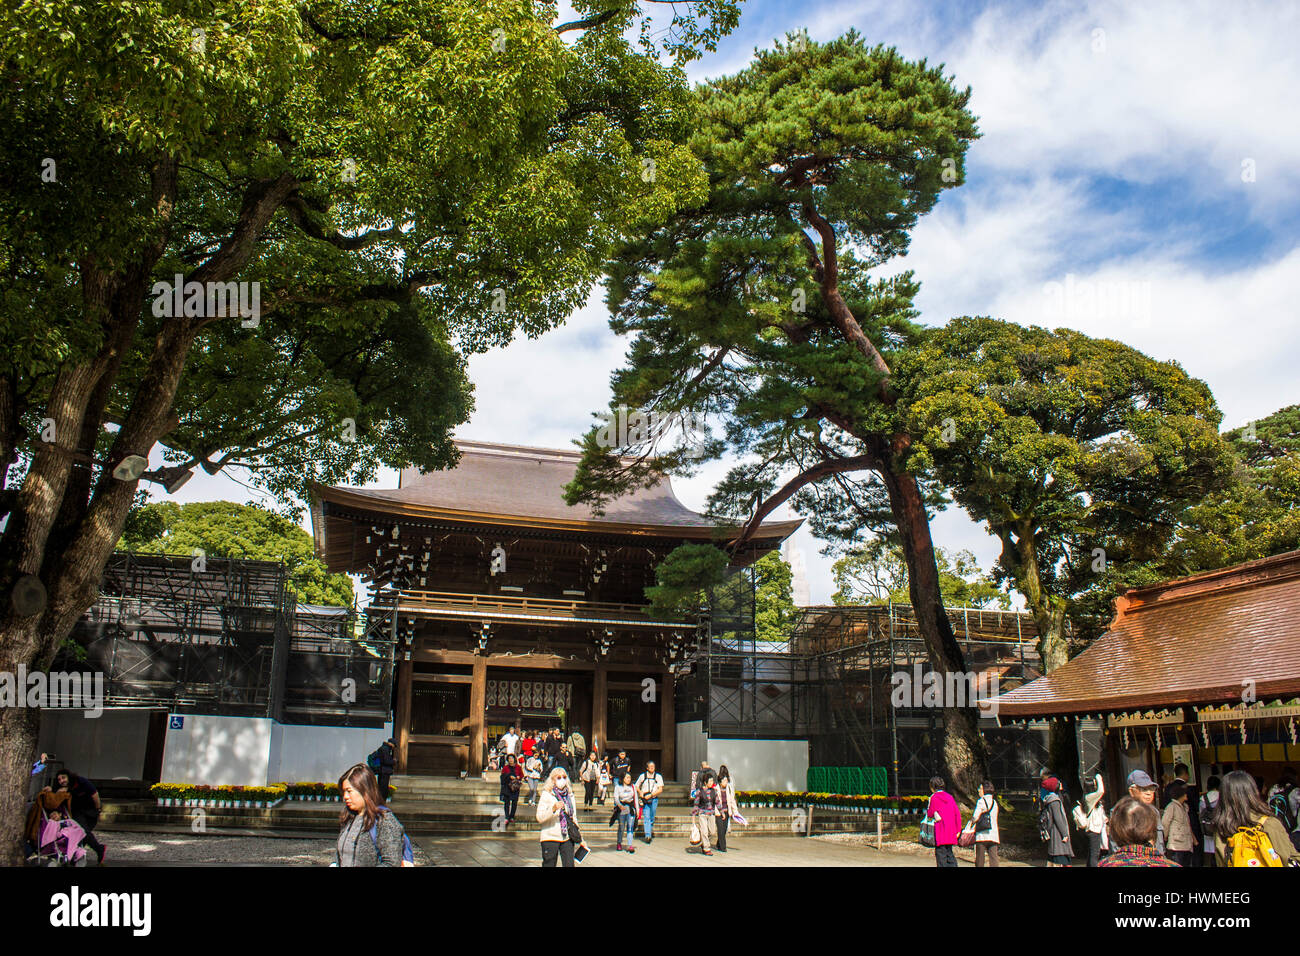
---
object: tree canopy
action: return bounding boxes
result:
[753,550,799,641]
[0,0,743,866]
[564,31,992,798]
[897,316,1233,653]
[120,500,354,606]
[1172,404,1300,572]
[831,539,1009,609]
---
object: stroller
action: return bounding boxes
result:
[36,813,88,866]
[24,789,87,866]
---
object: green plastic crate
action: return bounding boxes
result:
[806,766,888,796]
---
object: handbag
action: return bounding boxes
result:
[919,815,937,848]
[958,822,976,848]
[974,798,994,833]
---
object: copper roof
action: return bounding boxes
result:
[311,439,802,542]
[994,550,1300,717]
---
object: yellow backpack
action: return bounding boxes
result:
[1227,825,1285,867]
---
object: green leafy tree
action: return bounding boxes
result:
[565,32,991,798]
[898,315,1233,781]
[832,539,1009,609]
[120,501,354,606]
[1173,405,1300,571]
[0,0,741,864]
[753,550,799,642]
[644,542,729,619]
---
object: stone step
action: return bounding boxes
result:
[99,800,891,839]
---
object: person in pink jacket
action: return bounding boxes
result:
[927,775,962,867]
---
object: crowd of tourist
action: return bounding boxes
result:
[481,724,747,865]
[923,764,1300,868]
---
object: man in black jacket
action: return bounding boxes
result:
[543,727,563,775]
[371,738,396,803]
[54,770,106,865]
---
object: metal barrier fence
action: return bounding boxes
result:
[806,766,888,795]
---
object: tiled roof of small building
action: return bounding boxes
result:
[994,550,1300,717]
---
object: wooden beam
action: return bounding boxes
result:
[593,661,608,757]
[660,668,676,780]
[468,655,487,774]
[411,673,474,684]
[414,648,597,670]
[395,656,412,772]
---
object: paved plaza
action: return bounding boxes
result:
[94,827,1032,867]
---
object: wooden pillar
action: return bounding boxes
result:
[468,654,487,774]
[660,668,676,780]
[593,660,608,757]
[395,657,412,772]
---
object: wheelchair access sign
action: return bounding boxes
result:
[169,715,184,730]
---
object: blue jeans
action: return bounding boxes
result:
[641,798,658,839]
[617,809,635,845]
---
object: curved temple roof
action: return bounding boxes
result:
[311,439,802,545]
[993,549,1300,718]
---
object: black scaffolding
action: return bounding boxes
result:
[675,572,1050,795]
[64,553,395,727]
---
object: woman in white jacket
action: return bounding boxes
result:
[971,780,1000,867]
[537,766,586,867]
[1076,774,1109,866]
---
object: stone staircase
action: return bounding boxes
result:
[99,776,893,840]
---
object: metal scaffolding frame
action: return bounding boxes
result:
[64,553,394,726]
[675,588,1050,796]
[792,603,1049,795]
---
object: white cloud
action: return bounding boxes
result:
[151,0,1300,612]
[947,0,1300,213]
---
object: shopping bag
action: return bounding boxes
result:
[689,820,701,845]
[919,815,937,848]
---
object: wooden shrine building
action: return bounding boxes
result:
[310,440,800,778]
[993,549,1300,796]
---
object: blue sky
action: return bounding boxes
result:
[168,0,1300,606]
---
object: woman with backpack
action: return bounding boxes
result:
[1039,775,1074,867]
[1199,775,1221,866]
[971,780,1000,867]
[1213,770,1299,867]
[537,766,587,867]
[500,753,523,825]
[336,763,407,867]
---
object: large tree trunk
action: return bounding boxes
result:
[0,156,294,864]
[797,190,988,800]
[881,456,988,803]
[0,707,40,859]
[1007,532,1080,789]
